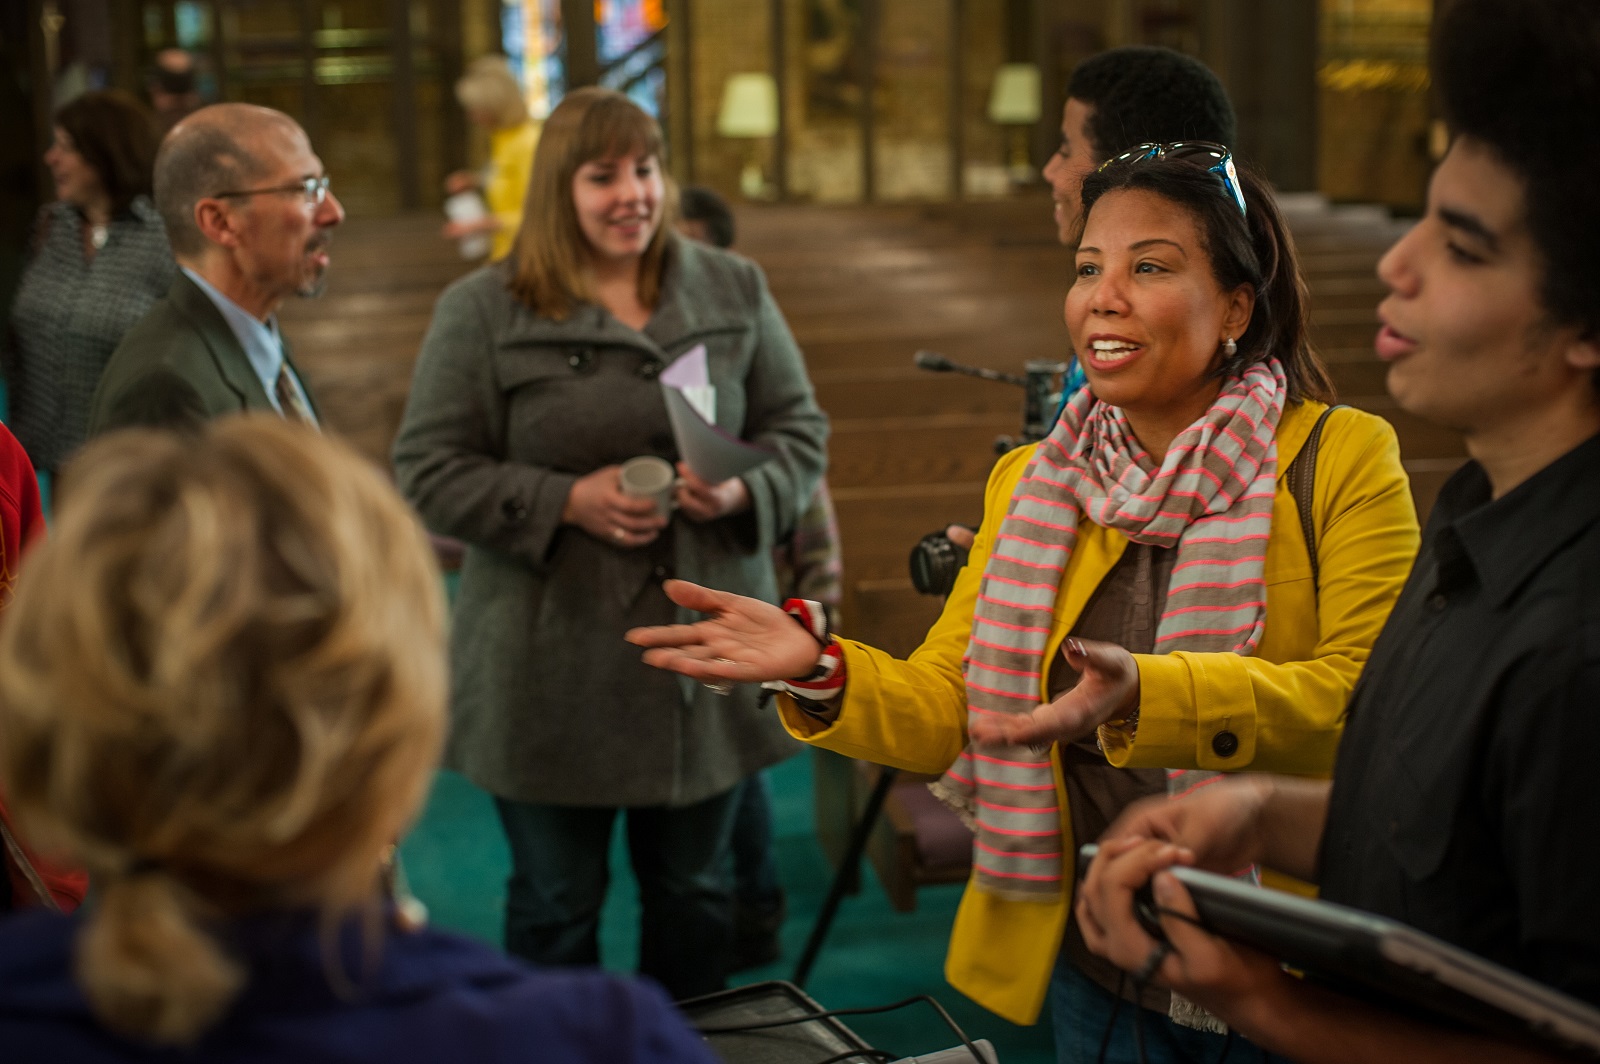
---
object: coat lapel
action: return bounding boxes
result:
[167,274,278,412]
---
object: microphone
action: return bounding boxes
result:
[912,350,1026,387]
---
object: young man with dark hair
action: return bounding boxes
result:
[1043,46,1236,245]
[1080,3,1600,1060]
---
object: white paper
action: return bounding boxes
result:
[444,191,491,260]
[659,344,775,483]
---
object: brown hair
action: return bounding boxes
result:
[507,87,677,319]
[55,90,161,217]
[0,418,447,1045]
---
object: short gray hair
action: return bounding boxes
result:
[153,125,267,257]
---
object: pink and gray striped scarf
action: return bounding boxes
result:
[934,360,1289,901]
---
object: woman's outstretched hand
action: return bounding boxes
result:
[967,638,1140,747]
[626,580,819,684]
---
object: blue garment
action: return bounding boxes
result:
[495,786,741,1001]
[0,907,717,1064]
[179,267,315,424]
[1050,949,1283,1064]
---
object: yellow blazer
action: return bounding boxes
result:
[486,120,540,262]
[779,401,1421,1024]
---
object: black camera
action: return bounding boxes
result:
[906,352,1073,597]
[909,528,971,598]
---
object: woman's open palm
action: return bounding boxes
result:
[626,580,819,684]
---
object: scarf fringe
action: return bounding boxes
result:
[926,779,977,832]
[1168,992,1229,1034]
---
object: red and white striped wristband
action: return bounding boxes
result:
[760,598,846,703]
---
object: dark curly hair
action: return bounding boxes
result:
[1434,0,1600,345]
[55,90,161,218]
[1066,46,1236,159]
[1077,156,1334,406]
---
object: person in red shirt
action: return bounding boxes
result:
[0,422,87,913]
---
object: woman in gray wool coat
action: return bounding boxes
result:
[393,88,827,999]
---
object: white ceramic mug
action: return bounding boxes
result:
[618,455,676,518]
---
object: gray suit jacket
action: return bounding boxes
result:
[393,238,828,807]
[87,273,318,435]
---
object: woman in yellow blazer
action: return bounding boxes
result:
[632,150,1419,1062]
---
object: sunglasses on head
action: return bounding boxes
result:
[1098,141,1247,216]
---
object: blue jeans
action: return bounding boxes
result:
[1050,951,1284,1064]
[731,771,782,909]
[494,788,741,1000]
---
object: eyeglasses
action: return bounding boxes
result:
[1098,142,1246,216]
[213,175,331,207]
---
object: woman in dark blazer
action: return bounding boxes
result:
[4,90,173,476]
[393,88,827,998]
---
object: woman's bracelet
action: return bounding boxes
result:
[760,598,846,705]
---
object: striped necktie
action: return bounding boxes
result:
[274,363,315,427]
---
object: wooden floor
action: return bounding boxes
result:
[281,194,1464,654]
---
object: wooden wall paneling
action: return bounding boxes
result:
[388,0,419,209]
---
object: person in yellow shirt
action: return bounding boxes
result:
[444,56,539,262]
[630,150,1420,1062]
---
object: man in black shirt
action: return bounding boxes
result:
[1077,1,1600,1060]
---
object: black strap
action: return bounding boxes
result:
[1284,405,1346,594]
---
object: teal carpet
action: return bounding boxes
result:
[400,754,1056,1063]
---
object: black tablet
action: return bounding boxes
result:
[1077,843,1600,1058]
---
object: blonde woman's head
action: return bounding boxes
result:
[0,417,447,1045]
[508,86,677,318]
[455,54,528,130]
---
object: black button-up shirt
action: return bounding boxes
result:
[1319,433,1600,1005]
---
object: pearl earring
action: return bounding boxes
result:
[1222,336,1237,358]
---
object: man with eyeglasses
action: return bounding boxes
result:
[89,103,343,435]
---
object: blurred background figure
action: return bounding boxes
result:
[677,182,843,970]
[147,48,201,133]
[677,185,736,251]
[0,417,718,1063]
[2,89,171,482]
[395,88,827,1000]
[442,55,539,262]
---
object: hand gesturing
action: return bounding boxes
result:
[626,580,819,685]
[968,638,1140,747]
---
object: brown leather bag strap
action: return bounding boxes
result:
[1284,404,1346,595]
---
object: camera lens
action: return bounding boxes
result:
[909,530,970,597]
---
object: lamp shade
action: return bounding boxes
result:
[987,63,1041,125]
[717,73,779,138]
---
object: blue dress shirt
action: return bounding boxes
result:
[181,267,317,425]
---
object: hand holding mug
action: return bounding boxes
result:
[562,465,668,547]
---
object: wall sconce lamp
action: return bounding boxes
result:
[717,72,779,199]
[987,63,1041,184]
